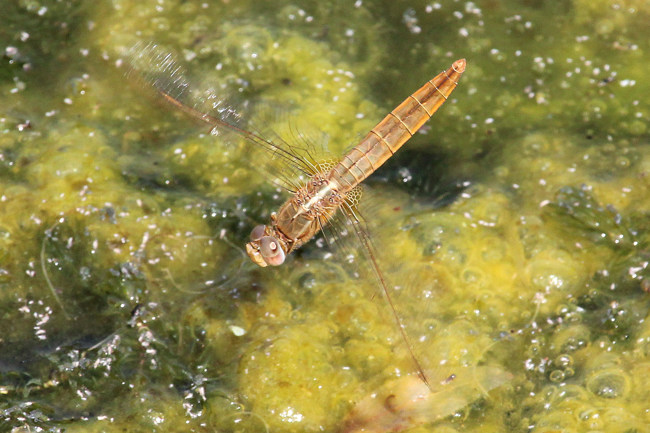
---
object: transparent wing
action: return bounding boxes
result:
[337,185,477,385]
[338,187,433,386]
[124,41,328,191]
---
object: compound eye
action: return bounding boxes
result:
[250,225,266,241]
[260,236,286,266]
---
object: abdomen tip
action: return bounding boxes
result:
[453,58,466,73]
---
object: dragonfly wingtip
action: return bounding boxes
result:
[453,58,466,73]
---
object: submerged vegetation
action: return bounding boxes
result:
[1,0,649,432]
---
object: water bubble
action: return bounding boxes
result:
[578,407,605,430]
[554,353,574,368]
[551,324,590,353]
[549,369,565,383]
[586,367,629,399]
[554,384,589,403]
[461,268,483,284]
[298,272,316,290]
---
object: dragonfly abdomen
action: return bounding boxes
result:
[328,59,466,193]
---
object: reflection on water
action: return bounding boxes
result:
[342,366,512,433]
[1,1,649,432]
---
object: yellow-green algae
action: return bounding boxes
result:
[1,0,649,432]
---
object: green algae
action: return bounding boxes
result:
[1,0,650,432]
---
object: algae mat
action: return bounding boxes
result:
[1,1,649,432]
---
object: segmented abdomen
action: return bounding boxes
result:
[328,58,466,192]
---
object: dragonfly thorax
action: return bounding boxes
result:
[246,174,345,267]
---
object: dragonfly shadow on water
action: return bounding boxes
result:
[123,42,509,431]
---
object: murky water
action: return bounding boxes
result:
[1,1,649,432]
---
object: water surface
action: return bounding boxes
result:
[1,1,649,432]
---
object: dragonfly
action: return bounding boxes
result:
[126,42,465,388]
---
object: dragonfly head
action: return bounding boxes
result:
[246,224,286,267]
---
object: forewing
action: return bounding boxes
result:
[124,42,328,192]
